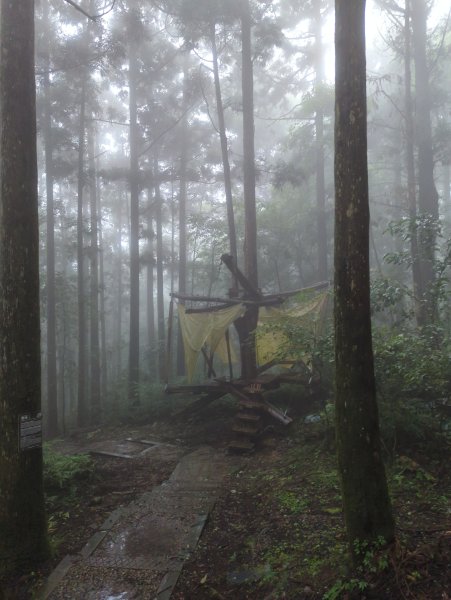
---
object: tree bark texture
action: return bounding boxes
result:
[237,0,258,380]
[334,0,395,557]
[128,12,140,404]
[241,0,258,290]
[88,126,101,423]
[314,1,327,281]
[97,172,108,402]
[42,0,58,437]
[211,22,238,267]
[404,0,423,325]
[77,75,88,427]
[154,158,166,381]
[0,0,49,574]
[411,0,439,324]
[115,191,124,382]
[176,56,189,376]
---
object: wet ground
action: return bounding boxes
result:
[41,446,240,600]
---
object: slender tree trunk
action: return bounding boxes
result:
[241,0,258,291]
[314,1,327,281]
[412,0,439,324]
[171,177,176,294]
[88,126,101,423]
[154,158,166,381]
[211,22,238,269]
[0,0,50,574]
[77,76,88,427]
[59,198,71,428]
[236,0,258,379]
[128,15,140,403]
[334,0,394,560]
[443,162,450,211]
[404,0,423,324]
[146,193,156,379]
[97,163,108,402]
[42,0,58,437]
[115,192,124,383]
[177,57,189,376]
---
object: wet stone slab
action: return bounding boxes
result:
[88,439,160,459]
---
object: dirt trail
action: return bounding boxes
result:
[41,445,239,599]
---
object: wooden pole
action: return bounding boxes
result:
[165,299,174,384]
[225,329,233,380]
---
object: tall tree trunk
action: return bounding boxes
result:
[77,76,88,427]
[146,193,156,379]
[128,14,140,404]
[42,0,58,437]
[404,0,423,324]
[177,57,189,376]
[236,0,258,380]
[88,126,101,423]
[443,162,450,211]
[97,162,108,402]
[154,158,166,381]
[170,178,176,294]
[412,0,439,325]
[115,191,124,384]
[211,22,238,271]
[0,0,50,574]
[314,1,327,281]
[334,0,394,560]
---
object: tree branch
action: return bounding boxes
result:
[63,0,117,21]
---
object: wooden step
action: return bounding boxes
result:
[232,423,260,436]
[228,439,255,453]
[236,411,262,423]
[238,398,265,411]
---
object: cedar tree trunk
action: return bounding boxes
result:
[0,0,50,575]
[334,0,395,560]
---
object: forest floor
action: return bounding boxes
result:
[2,394,450,600]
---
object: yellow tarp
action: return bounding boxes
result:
[256,293,329,366]
[178,303,246,381]
[177,292,329,380]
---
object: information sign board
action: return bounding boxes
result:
[19,413,42,451]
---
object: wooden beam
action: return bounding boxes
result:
[221,254,261,298]
[262,280,330,301]
[201,347,217,378]
[171,280,329,309]
[165,299,174,384]
[170,292,239,304]
[225,328,234,380]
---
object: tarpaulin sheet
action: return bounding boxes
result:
[256,293,329,366]
[178,304,246,381]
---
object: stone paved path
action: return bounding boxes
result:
[41,446,238,600]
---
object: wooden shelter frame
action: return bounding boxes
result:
[165,254,329,444]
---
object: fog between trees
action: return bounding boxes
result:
[34,0,450,433]
[0,0,450,588]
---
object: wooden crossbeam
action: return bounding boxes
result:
[170,280,330,312]
[220,254,261,298]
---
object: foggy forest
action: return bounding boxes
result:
[0,0,450,598]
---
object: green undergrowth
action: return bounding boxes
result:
[190,420,450,599]
[220,432,349,597]
[43,443,94,495]
[43,444,95,552]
